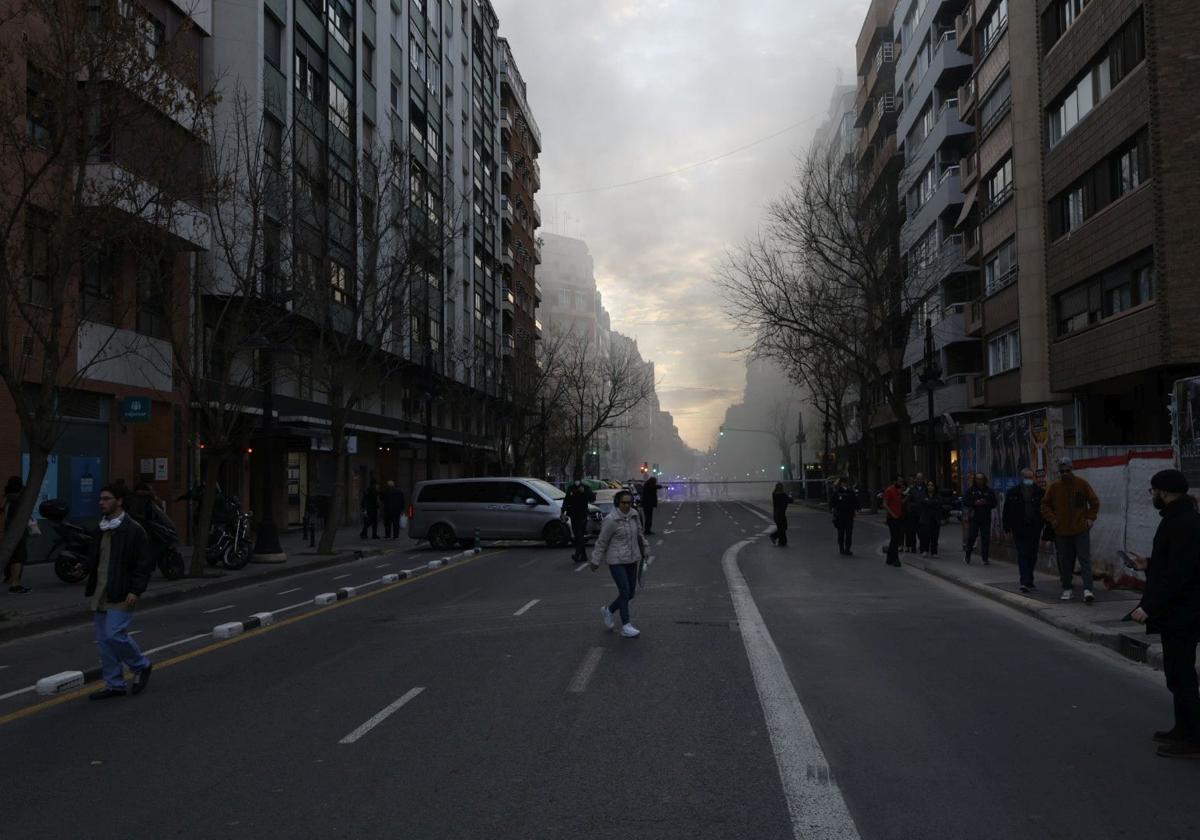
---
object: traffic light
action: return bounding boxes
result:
[640,462,649,474]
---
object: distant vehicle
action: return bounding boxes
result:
[593,489,619,518]
[408,477,603,550]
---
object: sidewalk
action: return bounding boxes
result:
[852,512,1161,669]
[0,528,419,643]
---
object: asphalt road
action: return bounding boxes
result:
[1,501,1197,839]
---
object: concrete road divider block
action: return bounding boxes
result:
[250,612,275,627]
[314,592,337,606]
[382,573,400,583]
[36,671,85,696]
[398,570,410,579]
[428,560,443,570]
[338,586,360,599]
[213,622,244,640]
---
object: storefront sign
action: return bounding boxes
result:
[154,457,168,482]
[70,457,101,519]
[311,435,358,454]
[120,396,152,423]
[140,458,154,475]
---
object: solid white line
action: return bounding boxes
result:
[567,647,604,693]
[574,562,588,573]
[0,666,7,671]
[722,540,860,839]
[201,604,237,615]
[0,686,34,701]
[127,630,142,636]
[276,588,302,596]
[274,600,314,615]
[513,599,539,616]
[143,632,212,656]
[332,573,352,580]
[338,687,425,744]
[741,503,773,524]
[375,563,391,569]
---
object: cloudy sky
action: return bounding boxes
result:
[492,0,869,449]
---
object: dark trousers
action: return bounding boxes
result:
[920,521,941,555]
[835,519,853,553]
[886,518,903,565]
[570,515,588,561]
[773,515,788,546]
[966,517,991,561]
[1162,629,1200,740]
[1014,534,1039,587]
[607,562,639,625]
[643,506,655,533]
[360,511,378,539]
[1055,532,1093,591]
[903,517,919,551]
[383,513,402,539]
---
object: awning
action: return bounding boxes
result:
[956,184,978,227]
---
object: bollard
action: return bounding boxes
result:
[36,671,85,696]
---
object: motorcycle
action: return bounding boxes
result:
[205,496,254,570]
[37,499,93,584]
[134,504,186,581]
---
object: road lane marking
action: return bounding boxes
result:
[0,686,34,701]
[513,599,539,616]
[0,666,7,671]
[656,540,663,546]
[338,687,426,744]
[201,605,237,615]
[128,630,142,636]
[574,562,588,573]
[332,573,352,581]
[722,539,860,839]
[375,563,391,569]
[276,588,302,596]
[143,632,212,656]
[568,647,604,693]
[0,552,496,727]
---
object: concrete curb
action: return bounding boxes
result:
[0,546,392,645]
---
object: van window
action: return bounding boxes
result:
[418,482,488,503]
[480,482,534,504]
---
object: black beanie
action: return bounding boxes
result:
[1151,469,1189,494]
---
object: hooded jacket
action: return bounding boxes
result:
[591,508,647,567]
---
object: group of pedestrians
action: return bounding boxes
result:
[359,480,407,540]
[883,473,955,566]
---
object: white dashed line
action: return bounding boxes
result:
[513,599,540,616]
[332,573,352,581]
[338,687,426,744]
[574,562,588,573]
[201,604,237,615]
[568,647,604,693]
[276,588,302,596]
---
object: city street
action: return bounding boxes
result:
[2,501,1198,839]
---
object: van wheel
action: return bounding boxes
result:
[428,524,456,551]
[544,521,571,548]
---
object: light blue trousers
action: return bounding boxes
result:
[94,610,150,690]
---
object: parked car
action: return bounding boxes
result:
[408,477,602,550]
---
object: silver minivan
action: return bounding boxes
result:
[408,477,602,549]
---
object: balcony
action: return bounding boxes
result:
[502,287,515,313]
[968,373,986,408]
[906,374,972,422]
[83,163,210,251]
[534,237,543,265]
[962,225,980,262]
[532,158,541,189]
[960,151,978,189]
[501,196,514,227]
[79,322,173,391]
[958,78,977,122]
[534,280,543,305]
[532,198,541,228]
[858,41,897,117]
[501,153,514,181]
[502,246,515,270]
[502,334,515,356]
[901,170,963,252]
[864,94,898,147]
[534,318,543,339]
[903,301,973,368]
[500,107,513,135]
[955,5,975,51]
[967,298,984,337]
[984,265,1018,297]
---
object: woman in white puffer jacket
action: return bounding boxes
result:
[589,490,648,637]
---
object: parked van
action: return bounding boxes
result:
[408,477,602,549]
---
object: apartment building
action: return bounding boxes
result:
[209,0,511,525]
[2,1,212,534]
[498,37,542,394]
[893,0,984,483]
[1036,0,1199,445]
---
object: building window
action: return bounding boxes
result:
[980,0,1008,55]
[979,73,1011,137]
[984,238,1017,296]
[988,326,1020,375]
[294,45,323,106]
[25,65,53,146]
[330,260,354,308]
[329,77,351,137]
[362,37,374,83]
[330,172,352,219]
[23,210,51,306]
[328,2,353,56]
[1048,128,1150,240]
[136,258,168,339]
[264,115,282,171]
[1054,249,1155,337]
[982,156,1014,216]
[1047,9,1143,147]
[264,11,283,69]
[81,253,114,325]
[1042,0,1091,51]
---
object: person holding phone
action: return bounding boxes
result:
[591,490,648,638]
[1126,469,1200,759]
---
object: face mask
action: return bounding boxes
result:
[1022,479,1034,486]
[1152,495,1166,510]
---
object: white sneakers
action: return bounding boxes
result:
[1061,589,1073,601]
[601,606,640,637]
[621,623,640,638]
[601,605,615,631]
[1084,589,1095,604]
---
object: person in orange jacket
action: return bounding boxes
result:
[1041,457,1100,603]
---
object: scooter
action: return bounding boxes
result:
[37,499,92,584]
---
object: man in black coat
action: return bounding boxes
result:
[360,480,380,539]
[1129,469,1200,759]
[381,481,406,539]
[563,479,595,562]
[85,483,155,700]
[1003,468,1045,593]
[641,475,659,535]
[830,479,859,556]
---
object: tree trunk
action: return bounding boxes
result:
[0,445,50,571]
[188,456,221,577]
[318,425,347,555]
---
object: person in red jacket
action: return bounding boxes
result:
[883,477,905,567]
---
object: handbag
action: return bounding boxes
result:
[399,514,409,529]
[26,517,41,538]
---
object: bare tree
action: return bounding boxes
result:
[721,139,955,483]
[290,138,461,554]
[767,397,797,477]
[507,327,569,476]
[0,1,212,569]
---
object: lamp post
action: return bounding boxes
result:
[919,317,943,482]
